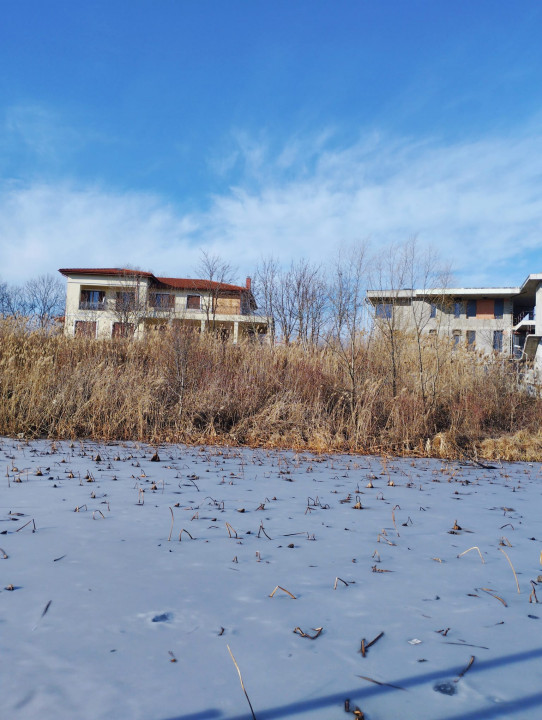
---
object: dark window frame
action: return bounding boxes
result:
[375,303,392,319]
[149,292,175,310]
[493,330,504,352]
[79,290,106,311]
[75,320,97,337]
[186,295,201,310]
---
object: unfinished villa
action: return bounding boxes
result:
[367,273,542,363]
[59,268,272,341]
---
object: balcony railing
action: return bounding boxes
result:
[513,309,535,326]
[79,301,106,311]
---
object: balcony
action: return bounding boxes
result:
[79,301,106,311]
[513,308,535,330]
[147,306,175,317]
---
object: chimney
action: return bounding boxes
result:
[246,277,251,290]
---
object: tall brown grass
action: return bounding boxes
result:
[0,320,540,460]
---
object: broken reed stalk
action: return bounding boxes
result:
[257,522,272,540]
[0,547,8,559]
[293,626,323,639]
[529,580,539,604]
[227,645,257,720]
[358,675,405,691]
[16,518,36,533]
[226,522,238,538]
[178,528,194,541]
[499,547,521,593]
[334,577,349,589]
[168,506,174,542]
[269,585,296,599]
[457,546,485,563]
[360,631,384,657]
[479,587,508,606]
[92,510,105,519]
[456,655,475,682]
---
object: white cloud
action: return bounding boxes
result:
[1,126,542,286]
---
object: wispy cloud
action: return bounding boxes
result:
[3,105,84,163]
[1,124,542,285]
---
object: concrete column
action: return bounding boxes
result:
[200,319,206,334]
[534,342,542,381]
[233,321,239,344]
[535,282,542,337]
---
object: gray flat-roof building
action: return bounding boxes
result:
[367,273,542,364]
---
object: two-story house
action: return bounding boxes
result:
[366,273,542,365]
[59,268,272,342]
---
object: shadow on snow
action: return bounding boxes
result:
[160,646,542,720]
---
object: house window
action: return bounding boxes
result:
[375,303,392,319]
[466,330,476,348]
[453,330,461,346]
[79,290,105,311]
[466,299,476,318]
[453,301,462,319]
[430,302,437,318]
[494,299,504,319]
[186,295,201,310]
[116,291,136,310]
[150,293,174,309]
[75,320,97,337]
[112,322,135,338]
[493,330,503,352]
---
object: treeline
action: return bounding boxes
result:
[0,273,65,329]
[0,319,540,460]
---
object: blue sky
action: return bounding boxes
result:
[1,0,542,286]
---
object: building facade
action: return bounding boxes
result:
[59,268,272,342]
[366,273,542,363]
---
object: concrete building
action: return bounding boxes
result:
[366,273,542,363]
[59,268,272,342]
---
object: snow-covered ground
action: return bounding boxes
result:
[1,438,542,720]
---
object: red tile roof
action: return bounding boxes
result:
[156,276,246,292]
[58,268,248,293]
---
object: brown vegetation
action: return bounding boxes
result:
[0,319,540,460]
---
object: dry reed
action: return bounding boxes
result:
[0,323,541,460]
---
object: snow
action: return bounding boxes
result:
[1,438,542,720]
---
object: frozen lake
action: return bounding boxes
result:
[1,438,542,720]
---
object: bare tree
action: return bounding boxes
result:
[400,239,453,408]
[196,251,237,335]
[0,282,29,318]
[255,257,326,345]
[368,242,415,397]
[110,269,149,337]
[290,260,327,346]
[325,242,370,430]
[368,239,453,408]
[25,274,65,329]
[254,256,279,344]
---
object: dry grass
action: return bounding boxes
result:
[0,321,541,459]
